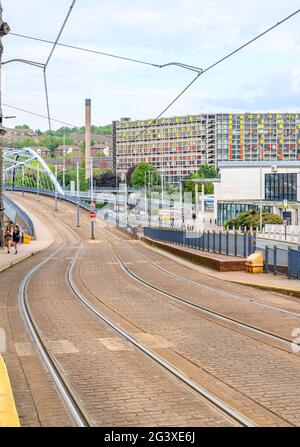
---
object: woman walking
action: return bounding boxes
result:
[4,225,13,254]
[13,225,21,255]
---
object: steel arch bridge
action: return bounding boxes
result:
[3,147,64,195]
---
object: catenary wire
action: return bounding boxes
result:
[43,0,77,137]
[124,7,300,144]
[2,103,78,127]
[5,8,300,141]
[8,32,204,73]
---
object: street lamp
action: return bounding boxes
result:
[63,127,66,190]
[0,2,12,247]
[259,146,263,233]
[120,172,128,228]
[76,162,80,227]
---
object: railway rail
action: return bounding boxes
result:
[100,228,300,349]
[15,196,252,427]
[18,230,91,427]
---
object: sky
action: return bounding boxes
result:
[2,0,300,130]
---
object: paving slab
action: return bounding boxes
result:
[0,195,54,274]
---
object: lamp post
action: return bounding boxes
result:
[76,162,80,227]
[90,157,95,239]
[0,3,10,247]
[259,146,263,233]
[63,128,66,190]
[54,165,58,212]
[22,165,25,197]
[37,168,40,201]
[180,180,185,228]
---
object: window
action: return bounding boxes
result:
[265,173,297,201]
[217,204,273,226]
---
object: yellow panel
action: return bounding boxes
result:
[0,356,20,427]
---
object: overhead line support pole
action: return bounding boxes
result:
[0,2,10,247]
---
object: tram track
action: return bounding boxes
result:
[14,194,300,427]
[15,196,252,427]
[99,228,299,349]
[63,221,255,428]
[119,236,300,319]
[18,228,91,427]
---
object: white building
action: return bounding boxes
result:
[215,161,300,226]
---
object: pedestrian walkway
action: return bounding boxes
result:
[0,197,54,274]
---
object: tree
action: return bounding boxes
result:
[225,210,283,230]
[131,163,160,189]
[15,124,30,129]
[14,137,37,148]
[126,166,136,187]
[94,172,119,188]
[184,164,217,200]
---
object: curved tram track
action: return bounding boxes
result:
[15,195,252,427]
[100,228,300,350]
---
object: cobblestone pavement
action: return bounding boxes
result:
[0,200,73,427]
[61,211,300,427]
[4,194,236,427]
[107,234,300,343]
[8,194,300,427]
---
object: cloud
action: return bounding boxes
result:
[3,0,300,130]
[292,68,300,93]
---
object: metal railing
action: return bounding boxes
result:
[144,227,256,258]
[145,227,299,280]
[3,195,35,237]
[9,187,133,229]
[288,247,300,279]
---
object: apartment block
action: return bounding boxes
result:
[217,113,300,162]
[113,113,300,184]
[113,115,216,184]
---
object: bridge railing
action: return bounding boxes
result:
[9,187,133,229]
[3,195,35,237]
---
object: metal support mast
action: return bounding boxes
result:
[0,3,10,247]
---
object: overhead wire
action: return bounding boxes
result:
[42,0,77,138]
[2,103,78,127]
[8,32,203,73]
[4,7,300,145]
[125,7,300,144]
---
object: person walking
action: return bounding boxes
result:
[4,225,13,254]
[12,225,21,255]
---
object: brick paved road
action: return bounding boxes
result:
[0,210,74,426]
[62,208,300,427]
[8,194,300,427]
[4,195,236,427]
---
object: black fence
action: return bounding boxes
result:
[288,248,300,279]
[3,195,35,237]
[144,227,256,258]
